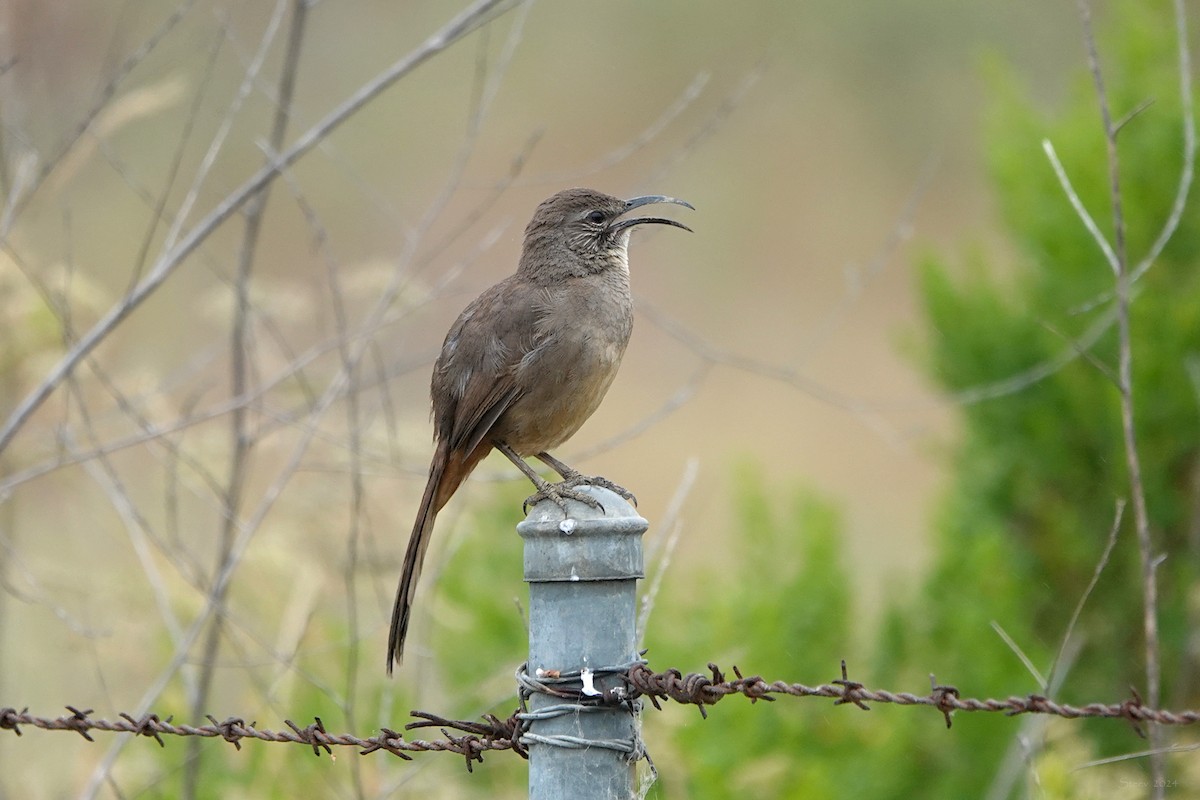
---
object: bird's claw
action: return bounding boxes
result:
[522,474,637,515]
[573,475,636,507]
[523,482,605,515]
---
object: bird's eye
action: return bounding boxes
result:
[585,210,606,224]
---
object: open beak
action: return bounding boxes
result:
[610,195,694,234]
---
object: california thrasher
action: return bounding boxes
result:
[387,187,692,672]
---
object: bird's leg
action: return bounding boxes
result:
[494,443,604,514]
[535,452,637,507]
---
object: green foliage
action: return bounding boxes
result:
[894,0,1199,792]
[433,489,529,710]
[641,1,1199,797]
[918,0,1198,700]
[643,468,867,799]
[424,489,531,799]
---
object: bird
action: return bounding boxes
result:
[387,187,692,672]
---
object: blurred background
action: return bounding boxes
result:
[3,0,1194,798]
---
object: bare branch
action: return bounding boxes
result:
[948,302,1117,405]
[989,621,1046,688]
[639,300,908,449]
[797,153,935,361]
[0,0,198,234]
[1131,0,1195,282]
[1041,139,1119,274]
[1072,0,1166,791]
[183,2,308,796]
[0,0,516,455]
[638,458,699,642]
[522,71,712,187]
[1047,499,1125,691]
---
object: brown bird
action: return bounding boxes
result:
[387,187,692,672]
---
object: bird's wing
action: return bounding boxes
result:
[431,276,549,455]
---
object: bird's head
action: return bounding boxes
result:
[520,188,692,278]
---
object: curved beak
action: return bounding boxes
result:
[610,194,694,234]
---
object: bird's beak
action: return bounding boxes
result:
[610,195,694,234]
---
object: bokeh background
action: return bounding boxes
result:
[2,0,1193,797]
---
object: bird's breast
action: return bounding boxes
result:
[495,279,633,454]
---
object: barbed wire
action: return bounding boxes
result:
[624,660,1199,736]
[4,660,1196,768]
[0,705,521,771]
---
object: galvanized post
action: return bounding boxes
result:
[517,485,648,800]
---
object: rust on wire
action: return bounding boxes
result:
[0,705,523,765]
[64,706,96,742]
[356,728,414,761]
[928,677,960,729]
[3,660,1198,765]
[119,712,168,747]
[1121,686,1148,739]
[286,717,333,758]
[832,659,871,711]
[625,660,1200,731]
[406,711,528,768]
[207,715,249,750]
[0,706,25,736]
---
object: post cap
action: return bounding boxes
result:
[517,486,648,582]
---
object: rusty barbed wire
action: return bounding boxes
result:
[4,660,1197,766]
[0,705,522,770]
[623,660,1200,736]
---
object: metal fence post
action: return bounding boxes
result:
[517,485,649,800]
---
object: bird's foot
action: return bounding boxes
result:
[559,473,637,507]
[523,478,605,515]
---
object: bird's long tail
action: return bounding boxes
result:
[387,440,487,673]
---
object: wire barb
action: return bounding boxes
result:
[1121,686,1148,739]
[621,660,1200,731]
[0,707,25,736]
[928,676,959,729]
[3,660,1197,765]
[285,717,333,757]
[206,715,249,751]
[356,728,413,760]
[119,712,167,747]
[64,706,96,742]
[832,660,871,711]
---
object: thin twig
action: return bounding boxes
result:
[949,302,1117,405]
[520,71,713,187]
[638,299,907,449]
[1074,1,1163,792]
[76,4,518,796]
[282,152,371,796]
[1047,499,1125,692]
[183,2,307,797]
[990,622,1046,689]
[0,0,515,455]
[1041,139,1119,274]
[1130,0,1195,283]
[0,531,102,638]
[638,458,699,643]
[0,0,198,235]
[645,63,765,188]
[797,153,936,361]
[1065,0,1194,315]
[985,637,1083,800]
[571,363,711,463]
